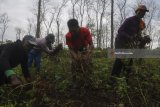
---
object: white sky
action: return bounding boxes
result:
[0,0,160,48]
[0,0,34,41]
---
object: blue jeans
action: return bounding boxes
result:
[28,49,41,72]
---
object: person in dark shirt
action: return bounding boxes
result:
[111,5,149,79]
[115,5,148,48]
[0,35,37,86]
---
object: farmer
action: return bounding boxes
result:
[65,18,94,89]
[111,5,149,79]
[0,35,37,86]
[28,34,62,72]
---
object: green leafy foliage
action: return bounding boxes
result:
[0,50,160,107]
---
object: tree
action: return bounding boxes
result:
[36,0,42,38]
[111,0,114,48]
[76,0,86,26]
[98,0,108,48]
[0,13,9,44]
[116,0,127,25]
[70,0,79,18]
[92,0,109,48]
[27,18,36,35]
[42,0,55,35]
[40,0,68,44]
[15,27,25,40]
[86,21,96,45]
[54,0,68,44]
[144,0,157,49]
[5,39,12,43]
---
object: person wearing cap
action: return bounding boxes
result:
[28,34,62,72]
[0,35,37,86]
[111,5,149,80]
[65,19,94,89]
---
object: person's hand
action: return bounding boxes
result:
[82,49,92,60]
[81,54,87,61]
[74,53,81,61]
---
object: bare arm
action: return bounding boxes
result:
[85,41,94,58]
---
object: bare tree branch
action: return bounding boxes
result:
[0,13,9,44]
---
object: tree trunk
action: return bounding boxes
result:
[111,0,114,48]
[36,0,42,38]
[1,30,5,44]
[57,20,60,44]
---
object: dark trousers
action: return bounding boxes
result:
[111,38,133,77]
[111,58,133,77]
[28,49,41,72]
[111,58,124,77]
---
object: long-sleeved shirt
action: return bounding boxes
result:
[116,15,141,43]
[0,40,30,84]
[34,38,53,54]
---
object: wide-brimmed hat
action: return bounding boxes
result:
[136,5,149,12]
